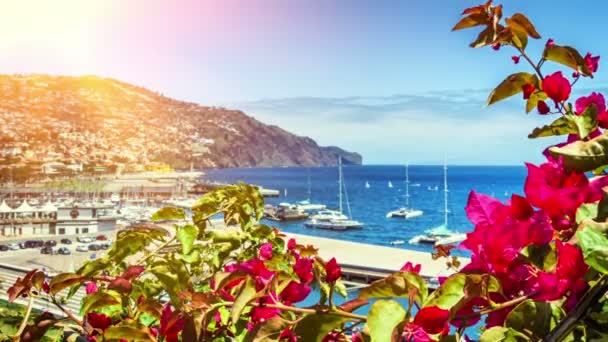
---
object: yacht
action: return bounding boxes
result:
[409,157,464,246]
[388,181,393,188]
[305,158,363,230]
[295,169,326,212]
[264,203,309,221]
[365,181,371,189]
[386,163,424,219]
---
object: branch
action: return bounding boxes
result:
[13,293,34,341]
[453,292,535,322]
[51,296,85,329]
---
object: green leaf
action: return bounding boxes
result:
[486,72,538,106]
[570,105,598,139]
[543,44,592,77]
[104,325,156,341]
[367,300,406,342]
[510,29,528,50]
[177,224,198,254]
[244,317,288,342]
[358,271,428,304]
[505,300,564,339]
[529,105,597,139]
[479,326,527,342]
[152,206,186,221]
[231,277,258,323]
[577,203,599,224]
[549,132,608,172]
[48,273,86,295]
[293,314,351,342]
[452,14,489,31]
[505,13,541,39]
[577,227,608,274]
[80,290,122,315]
[424,274,501,310]
[525,91,547,113]
[528,116,575,138]
[521,243,557,273]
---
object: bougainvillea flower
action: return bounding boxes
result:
[259,242,273,261]
[575,92,608,128]
[542,72,571,106]
[511,55,520,64]
[402,323,433,342]
[279,328,298,342]
[546,38,555,47]
[537,100,550,114]
[121,265,145,280]
[159,305,185,342]
[572,71,580,78]
[87,312,112,331]
[235,258,275,290]
[250,296,279,323]
[400,262,422,274]
[414,306,450,335]
[491,43,500,51]
[522,82,535,100]
[584,53,600,74]
[324,258,342,283]
[294,257,314,284]
[287,238,297,251]
[279,281,311,304]
[85,282,98,295]
[535,241,588,302]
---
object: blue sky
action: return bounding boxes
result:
[1,1,607,164]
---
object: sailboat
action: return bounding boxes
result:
[409,157,464,246]
[365,181,370,189]
[296,168,326,211]
[386,163,424,219]
[305,157,363,230]
[388,181,393,188]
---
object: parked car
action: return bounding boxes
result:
[40,246,53,254]
[44,240,57,247]
[60,238,72,245]
[7,243,19,251]
[96,235,107,241]
[88,244,101,251]
[0,245,8,252]
[99,243,110,250]
[76,245,89,252]
[57,247,71,255]
[24,240,44,248]
[77,237,94,243]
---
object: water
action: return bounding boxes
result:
[203,165,526,253]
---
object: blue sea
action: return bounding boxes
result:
[203,165,526,253]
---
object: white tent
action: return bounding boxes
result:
[14,200,35,213]
[0,201,12,213]
[39,201,57,212]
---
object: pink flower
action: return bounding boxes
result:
[287,238,297,251]
[542,72,571,106]
[534,241,588,301]
[251,296,279,323]
[522,82,535,100]
[85,282,98,295]
[294,257,314,284]
[584,52,600,74]
[576,92,608,128]
[279,281,311,304]
[121,265,145,280]
[414,306,450,335]
[400,262,421,274]
[572,71,580,78]
[259,242,273,261]
[546,38,555,47]
[159,305,185,342]
[236,258,275,290]
[402,323,433,342]
[279,328,298,342]
[87,312,112,331]
[537,100,550,114]
[324,258,342,284]
[511,55,520,64]
[491,43,500,51]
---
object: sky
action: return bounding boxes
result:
[1,0,607,165]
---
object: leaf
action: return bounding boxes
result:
[424,274,501,311]
[549,132,608,172]
[526,91,547,113]
[293,314,351,342]
[569,105,598,139]
[152,206,186,221]
[104,325,156,341]
[177,224,198,255]
[543,44,592,77]
[231,277,258,323]
[529,116,575,138]
[469,26,494,48]
[452,14,489,31]
[521,243,557,273]
[505,300,564,339]
[486,72,538,106]
[48,273,86,295]
[577,203,599,224]
[505,13,541,39]
[358,271,428,304]
[529,107,597,139]
[479,326,527,342]
[80,290,122,315]
[244,317,288,342]
[367,300,406,342]
[576,227,608,274]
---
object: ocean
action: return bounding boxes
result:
[203,165,527,254]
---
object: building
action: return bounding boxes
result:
[55,203,116,235]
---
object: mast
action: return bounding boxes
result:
[405,162,410,209]
[307,168,311,201]
[443,155,448,227]
[338,157,343,214]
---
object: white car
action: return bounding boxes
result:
[7,243,20,251]
[76,245,89,252]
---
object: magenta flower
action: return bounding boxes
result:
[413,306,450,335]
[279,281,311,304]
[542,72,571,106]
[259,242,273,261]
[546,38,555,47]
[511,55,520,64]
[87,312,112,331]
[85,282,98,295]
[294,257,314,284]
[400,262,421,274]
[160,305,185,342]
[576,92,608,128]
[324,258,342,284]
[287,238,297,251]
[537,100,550,114]
[522,82,535,100]
[584,52,600,74]
[534,241,588,302]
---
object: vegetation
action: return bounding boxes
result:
[4,2,608,341]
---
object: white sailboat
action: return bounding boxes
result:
[388,181,393,188]
[365,181,370,189]
[305,157,363,230]
[386,162,424,219]
[296,168,326,211]
[409,157,465,246]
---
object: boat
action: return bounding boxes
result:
[264,203,309,221]
[386,162,424,219]
[365,181,370,189]
[428,185,439,191]
[390,240,405,245]
[295,169,326,212]
[388,181,393,188]
[305,157,363,230]
[409,157,464,246]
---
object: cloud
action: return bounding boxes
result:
[228,90,563,165]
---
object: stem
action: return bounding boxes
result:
[518,48,544,81]
[328,284,335,308]
[453,292,534,321]
[13,293,34,341]
[136,236,176,264]
[266,303,367,321]
[51,296,85,328]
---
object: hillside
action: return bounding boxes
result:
[0,74,361,172]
